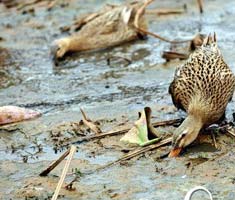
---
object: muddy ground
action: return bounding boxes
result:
[0,0,235,199]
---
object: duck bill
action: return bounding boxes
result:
[168,147,182,157]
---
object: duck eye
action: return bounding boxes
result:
[181,133,186,138]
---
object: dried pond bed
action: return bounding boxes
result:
[1,0,235,199]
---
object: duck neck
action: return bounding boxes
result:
[188,94,209,124]
[184,114,203,130]
[68,36,94,52]
[182,114,203,146]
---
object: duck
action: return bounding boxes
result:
[168,33,235,157]
[51,2,147,64]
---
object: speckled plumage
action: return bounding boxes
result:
[169,34,235,152]
[51,2,147,61]
[170,35,235,124]
[68,3,147,51]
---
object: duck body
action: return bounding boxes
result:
[51,2,147,61]
[169,34,235,156]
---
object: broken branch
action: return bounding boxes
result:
[70,118,182,144]
[225,126,235,137]
[95,137,171,171]
[66,137,172,188]
[107,55,132,67]
[51,145,76,200]
[162,51,189,61]
[80,108,102,135]
[146,8,185,15]
[39,148,70,176]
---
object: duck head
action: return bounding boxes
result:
[51,38,70,65]
[169,115,203,157]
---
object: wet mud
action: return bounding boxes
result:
[0,0,235,199]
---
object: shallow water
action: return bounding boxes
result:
[0,0,235,199]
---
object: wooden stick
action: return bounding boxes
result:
[211,133,217,149]
[39,148,70,176]
[80,108,102,135]
[97,137,172,170]
[70,118,182,144]
[162,51,189,61]
[71,126,129,144]
[107,55,132,67]
[66,137,172,188]
[146,8,185,15]
[152,118,183,126]
[225,127,235,137]
[51,145,76,200]
[134,0,190,44]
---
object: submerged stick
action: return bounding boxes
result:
[39,148,70,176]
[162,51,189,61]
[146,8,185,15]
[70,118,182,144]
[51,145,76,200]
[107,55,132,67]
[65,137,172,188]
[97,137,172,170]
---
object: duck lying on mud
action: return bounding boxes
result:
[51,2,147,64]
[168,33,235,157]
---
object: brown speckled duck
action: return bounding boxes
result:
[168,33,235,157]
[51,2,147,64]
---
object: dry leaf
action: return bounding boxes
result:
[80,108,102,135]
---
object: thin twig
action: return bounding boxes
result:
[80,108,102,135]
[51,145,76,200]
[146,8,185,15]
[226,127,235,137]
[39,148,70,176]
[162,51,189,61]
[65,137,172,188]
[70,118,182,144]
[107,55,132,67]
[94,137,172,170]
[134,0,190,44]
[211,133,217,149]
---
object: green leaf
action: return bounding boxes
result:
[120,107,161,146]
